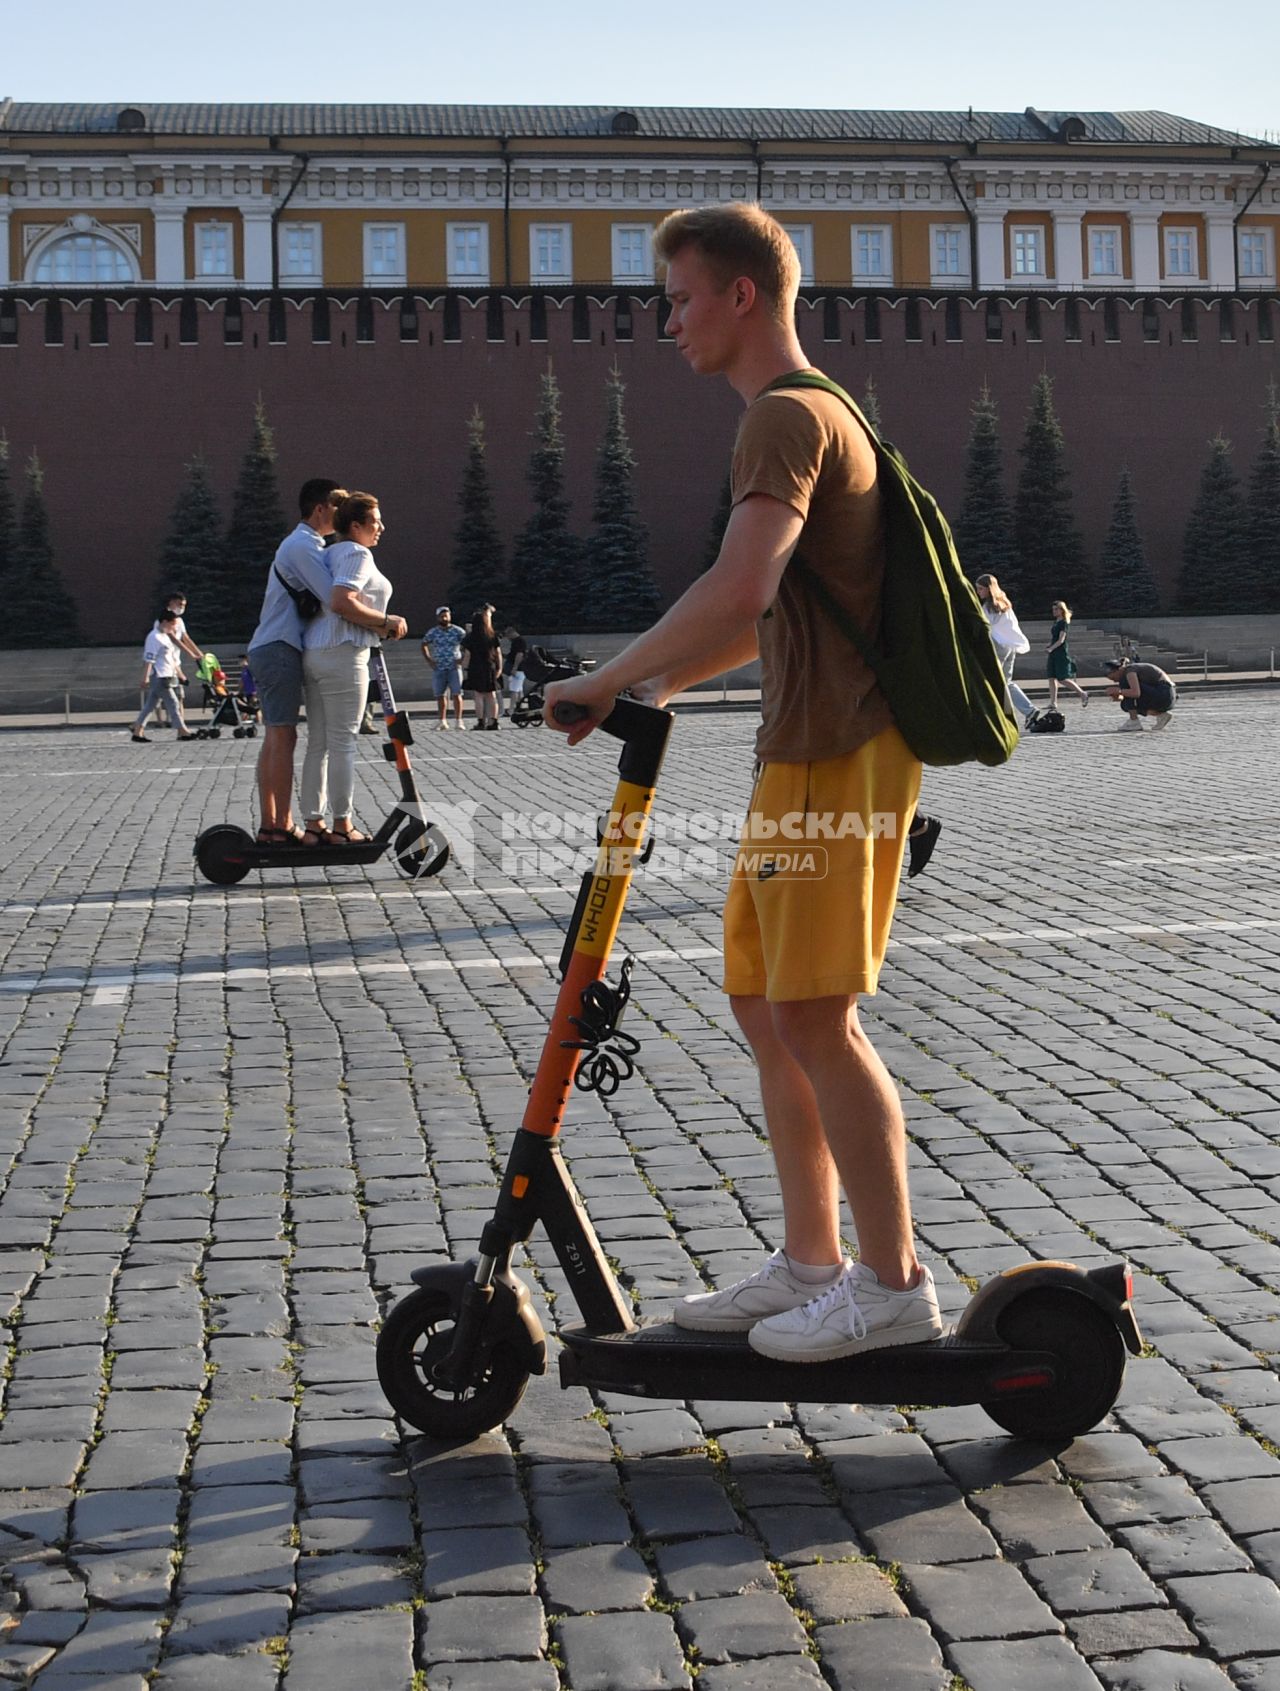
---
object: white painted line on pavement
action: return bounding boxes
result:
[0,884,571,918]
[91,984,131,1007]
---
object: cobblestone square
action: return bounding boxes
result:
[2,693,1279,1688]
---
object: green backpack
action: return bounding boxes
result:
[766,372,1019,769]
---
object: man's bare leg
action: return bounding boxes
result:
[766,994,918,1291]
[731,994,843,1265]
[256,725,298,832]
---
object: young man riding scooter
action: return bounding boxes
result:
[544,203,942,1363]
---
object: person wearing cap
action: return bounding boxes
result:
[421,605,467,729]
[1104,655,1176,732]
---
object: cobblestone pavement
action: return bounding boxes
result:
[2,697,1280,1690]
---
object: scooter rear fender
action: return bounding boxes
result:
[409,1259,549,1376]
[954,1259,1143,1356]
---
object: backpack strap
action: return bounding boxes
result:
[759,371,885,672]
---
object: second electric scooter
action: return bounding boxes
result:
[377,696,1141,1445]
[193,647,449,886]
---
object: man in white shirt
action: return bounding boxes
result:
[132,613,195,742]
[146,593,204,726]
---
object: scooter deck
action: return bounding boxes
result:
[558,1319,1061,1405]
[230,841,387,870]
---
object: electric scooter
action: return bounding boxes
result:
[377,696,1142,1445]
[193,647,450,887]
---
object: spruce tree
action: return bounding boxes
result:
[449,407,506,619]
[152,454,224,612]
[951,382,1015,589]
[1097,470,1159,615]
[700,476,734,574]
[223,396,287,637]
[1013,372,1089,610]
[860,377,883,435]
[585,367,659,630]
[507,367,584,630]
[1245,383,1280,612]
[1176,435,1247,613]
[0,452,81,648]
[0,431,16,592]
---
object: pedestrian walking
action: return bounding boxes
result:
[131,612,196,742]
[974,573,1034,723]
[1046,600,1090,711]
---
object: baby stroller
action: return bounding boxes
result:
[509,646,596,728]
[194,653,258,740]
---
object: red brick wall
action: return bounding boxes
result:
[1,290,1276,640]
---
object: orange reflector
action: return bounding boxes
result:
[511,1176,529,1199]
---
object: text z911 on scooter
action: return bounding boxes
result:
[376,696,1141,1445]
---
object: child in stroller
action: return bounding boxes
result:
[193,651,260,740]
[508,646,596,727]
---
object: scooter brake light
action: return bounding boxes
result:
[993,1370,1053,1393]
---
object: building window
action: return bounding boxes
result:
[931,224,968,283]
[279,223,322,284]
[852,225,892,281]
[612,225,652,284]
[364,223,406,286]
[448,223,489,286]
[29,232,137,285]
[781,224,814,285]
[1089,226,1122,278]
[1011,226,1045,277]
[531,223,572,283]
[1164,228,1197,279]
[1239,228,1274,282]
[195,223,233,279]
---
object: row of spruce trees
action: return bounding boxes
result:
[1,369,1278,648]
[945,373,1280,615]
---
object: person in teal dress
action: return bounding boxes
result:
[1046,600,1090,712]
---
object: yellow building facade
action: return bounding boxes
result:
[2,103,1277,295]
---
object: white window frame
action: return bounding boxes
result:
[929,223,970,285]
[364,221,406,286]
[611,224,653,285]
[851,224,893,281]
[1010,225,1045,278]
[1164,226,1199,281]
[530,222,572,284]
[278,221,322,284]
[447,222,490,286]
[26,229,139,286]
[1088,224,1123,279]
[781,223,814,285]
[1238,226,1275,283]
[195,221,234,279]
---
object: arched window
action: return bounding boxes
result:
[29,231,137,286]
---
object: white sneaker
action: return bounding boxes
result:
[672,1250,848,1332]
[1118,718,1145,732]
[748,1261,944,1362]
[1152,713,1173,731]
[437,720,450,731]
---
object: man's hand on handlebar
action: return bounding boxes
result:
[544,671,618,746]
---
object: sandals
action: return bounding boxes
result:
[328,827,369,844]
[256,826,308,846]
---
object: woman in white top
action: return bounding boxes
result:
[299,492,407,843]
[974,573,1035,723]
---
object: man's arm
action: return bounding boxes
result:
[545,495,802,738]
[179,632,203,662]
[632,625,760,708]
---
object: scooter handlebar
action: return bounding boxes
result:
[552,695,673,783]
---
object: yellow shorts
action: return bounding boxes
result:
[722,724,922,1003]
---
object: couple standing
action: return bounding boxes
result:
[247,479,408,845]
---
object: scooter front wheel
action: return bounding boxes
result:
[982,1287,1127,1443]
[394,821,450,880]
[194,825,253,886]
[376,1286,531,1439]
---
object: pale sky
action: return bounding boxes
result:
[5,0,1277,144]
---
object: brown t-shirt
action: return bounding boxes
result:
[731,375,893,763]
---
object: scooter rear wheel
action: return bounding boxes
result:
[982,1287,1127,1443]
[376,1286,530,1439]
[194,825,253,887]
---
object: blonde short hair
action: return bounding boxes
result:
[653,203,801,323]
